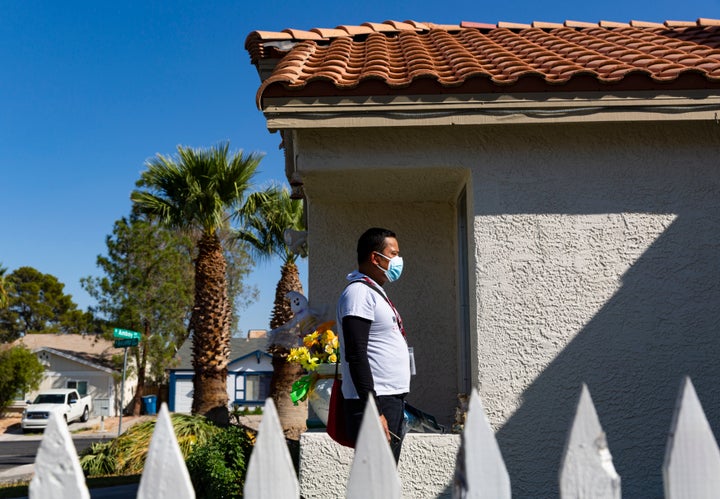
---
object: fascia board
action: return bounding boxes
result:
[261,91,720,129]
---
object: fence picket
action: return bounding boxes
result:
[137,403,194,499]
[29,411,90,499]
[663,376,720,498]
[559,384,620,499]
[19,376,720,498]
[346,396,402,499]
[244,398,300,498]
[452,389,511,499]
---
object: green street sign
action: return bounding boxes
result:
[113,328,141,340]
[114,338,139,348]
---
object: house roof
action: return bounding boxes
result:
[171,336,270,371]
[246,18,720,107]
[11,333,122,370]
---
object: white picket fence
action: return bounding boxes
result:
[25,376,720,498]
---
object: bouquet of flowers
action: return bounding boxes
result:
[288,321,339,404]
[287,320,338,371]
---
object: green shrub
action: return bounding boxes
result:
[80,413,220,476]
[186,425,253,498]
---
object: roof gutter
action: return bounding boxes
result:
[260,90,720,130]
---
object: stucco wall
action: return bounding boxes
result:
[299,432,460,498]
[302,198,460,424]
[471,121,720,497]
[291,121,720,498]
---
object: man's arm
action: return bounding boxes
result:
[342,315,376,405]
[342,315,390,441]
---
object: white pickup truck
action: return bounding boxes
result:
[21,388,93,432]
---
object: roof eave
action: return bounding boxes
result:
[259,90,720,130]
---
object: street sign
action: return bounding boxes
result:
[114,338,139,348]
[113,328,141,340]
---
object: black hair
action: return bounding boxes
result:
[357,227,396,264]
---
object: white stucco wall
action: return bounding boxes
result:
[291,120,720,498]
[299,431,460,498]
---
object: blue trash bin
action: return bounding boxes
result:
[142,395,157,415]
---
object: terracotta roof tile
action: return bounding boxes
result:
[532,22,565,29]
[245,19,720,106]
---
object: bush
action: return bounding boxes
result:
[0,345,44,414]
[80,413,220,476]
[186,425,253,498]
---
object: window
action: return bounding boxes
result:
[243,374,271,402]
[66,380,88,396]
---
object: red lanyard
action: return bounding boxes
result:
[357,277,407,341]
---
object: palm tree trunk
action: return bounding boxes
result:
[269,261,308,439]
[191,231,231,425]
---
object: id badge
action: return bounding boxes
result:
[408,346,416,375]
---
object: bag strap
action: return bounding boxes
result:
[348,277,407,340]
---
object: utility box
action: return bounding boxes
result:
[95,398,110,417]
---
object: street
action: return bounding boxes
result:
[0,436,104,473]
[0,432,140,499]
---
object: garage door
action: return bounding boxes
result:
[175,379,193,414]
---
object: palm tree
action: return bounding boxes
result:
[236,185,307,438]
[131,142,261,424]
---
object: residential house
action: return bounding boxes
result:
[9,334,134,417]
[168,332,272,413]
[246,18,720,497]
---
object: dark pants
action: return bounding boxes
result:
[344,393,406,463]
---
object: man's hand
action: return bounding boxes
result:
[379,414,390,442]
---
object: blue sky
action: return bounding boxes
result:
[1,0,717,333]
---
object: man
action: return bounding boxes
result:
[337,227,412,463]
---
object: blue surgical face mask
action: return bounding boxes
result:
[375,252,404,282]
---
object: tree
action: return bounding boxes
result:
[236,185,307,438]
[0,267,91,342]
[82,214,195,415]
[131,142,261,424]
[0,345,45,414]
[0,264,9,309]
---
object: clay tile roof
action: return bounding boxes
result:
[665,20,698,27]
[336,24,375,36]
[498,22,532,29]
[311,28,350,38]
[245,18,720,107]
[282,28,323,40]
[532,21,565,29]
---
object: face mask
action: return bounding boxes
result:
[375,252,404,282]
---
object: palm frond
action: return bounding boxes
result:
[131,142,262,234]
[234,185,304,264]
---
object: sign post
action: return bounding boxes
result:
[113,328,141,436]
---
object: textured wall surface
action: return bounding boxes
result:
[299,431,460,498]
[296,129,466,424]
[293,121,720,498]
[470,121,720,498]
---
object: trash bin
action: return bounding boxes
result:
[142,395,157,415]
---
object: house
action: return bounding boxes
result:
[9,333,134,417]
[168,333,272,413]
[246,18,720,497]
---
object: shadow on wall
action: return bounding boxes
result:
[496,209,720,498]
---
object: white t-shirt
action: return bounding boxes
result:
[337,271,411,399]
